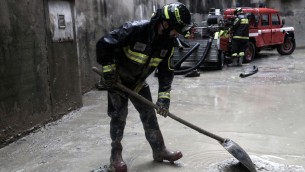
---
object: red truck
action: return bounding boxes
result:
[221,7,296,62]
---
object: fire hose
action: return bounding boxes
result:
[174,37,213,75]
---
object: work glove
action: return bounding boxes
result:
[102,64,117,89]
[156,98,170,117]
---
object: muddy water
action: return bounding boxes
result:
[0,50,305,171]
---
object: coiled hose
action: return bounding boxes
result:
[174,43,201,70]
[174,37,213,75]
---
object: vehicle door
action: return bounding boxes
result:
[271,13,284,44]
[259,13,272,45]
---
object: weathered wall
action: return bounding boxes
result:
[0,0,51,144]
[0,0,82,147]
[45,0,82,118]
[180,0,235,26]
[181,0,234,13]
[75,0,134,93]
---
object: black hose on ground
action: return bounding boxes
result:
[239,65,258,78]
[174,37,213,75]
[174,43,201,70]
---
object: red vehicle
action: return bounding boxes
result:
[172,7,296,73]
[220,7,296,62]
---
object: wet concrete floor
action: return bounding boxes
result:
[1,49,305,172]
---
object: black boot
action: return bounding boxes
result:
[109,142,127,172]
[147,130,183,163]
[153,148,183,162]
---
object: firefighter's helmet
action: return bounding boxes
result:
[161,3,192,34]
[234,7,243,15]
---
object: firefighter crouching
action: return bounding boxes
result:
[229,7,249,66]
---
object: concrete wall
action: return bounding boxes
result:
[75,0,137,93]
[0,0,51,145]
[0,0,82,146]
[45,0,82,118]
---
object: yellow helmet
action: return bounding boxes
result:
[161,3,192,34]
[234,7,243,15]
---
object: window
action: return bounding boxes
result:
[261,14,269,26]
[271,13,280,26]
[58,14,66,29]
[255,15,260,26]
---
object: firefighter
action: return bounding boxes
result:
[229,7,249,66]
[96,3,192,172]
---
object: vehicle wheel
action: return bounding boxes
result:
[277,37,296,55]
[244,42,255,63]
[216,50,224,70]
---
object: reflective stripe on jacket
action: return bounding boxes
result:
[96,20,175,94]
[232,14,249,39]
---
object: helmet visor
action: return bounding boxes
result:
[175,23,193,35]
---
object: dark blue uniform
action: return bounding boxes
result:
[96,19,176,162]
[231,14,249,65]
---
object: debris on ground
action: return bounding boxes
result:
[240,65,259,78]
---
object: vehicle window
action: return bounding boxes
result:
[271,13,280,25]
[255,15,259,26]
[261,14,269,26]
